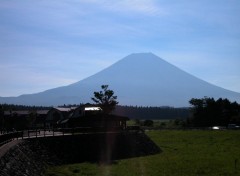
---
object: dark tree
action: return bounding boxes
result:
[143,120,154,127]
[92,85,118,114]
[189,97,240,127]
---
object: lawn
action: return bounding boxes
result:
[45,130,240,176]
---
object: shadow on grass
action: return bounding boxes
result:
[27,132,161,165]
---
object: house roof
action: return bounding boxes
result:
[53,107,77,112]
[61,114,129,125]
[4,110,29,115]
[81,114,129,121]
[105,114,129,121]
[36,110,49,115]
[85,107,102,111]
[3,110,49,116]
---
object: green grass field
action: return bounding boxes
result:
[45,130,240,176]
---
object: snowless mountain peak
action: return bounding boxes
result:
[0,53,239,107]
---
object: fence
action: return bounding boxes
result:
[0,126,142,147]
[0,131,23,146]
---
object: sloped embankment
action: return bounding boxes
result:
[0,132,161,176]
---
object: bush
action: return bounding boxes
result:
[143,120,154,127]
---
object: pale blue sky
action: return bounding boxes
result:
[0,0,240,96]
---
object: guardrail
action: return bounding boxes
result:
[0,131,23,146]
[0,126,144,147]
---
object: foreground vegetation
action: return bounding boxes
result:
[45,130,240,176]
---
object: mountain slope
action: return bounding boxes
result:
[0,53,239,107]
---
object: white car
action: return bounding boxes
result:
[212,126,220,130]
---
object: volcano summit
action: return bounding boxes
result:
[0,53,239,107]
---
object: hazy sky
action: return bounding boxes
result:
[1,0,240,96]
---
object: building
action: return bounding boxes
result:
[60,105,129,130]
[1,110,48,130]
[45,107,77,128]
[1,104,129,131]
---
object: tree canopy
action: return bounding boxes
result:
[91,85,118,114]
[189,97,240,127]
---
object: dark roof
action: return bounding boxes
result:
[4,110,29,115]
[78,114,129,121]
[3,110,49,116]
[36,110,49,115]
[104,114,129,121]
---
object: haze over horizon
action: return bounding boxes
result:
[1,1,240,97]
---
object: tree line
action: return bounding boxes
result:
[0,103,51,111]
[113,105,189,120]
[188,97,240,127]
[1,84,240,129]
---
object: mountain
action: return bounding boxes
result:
[0,53,239,107]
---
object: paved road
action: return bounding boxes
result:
[0,140,22,158]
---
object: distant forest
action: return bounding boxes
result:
[113,105,189,120]
[0,104,52,111]
[0,103,189,120]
